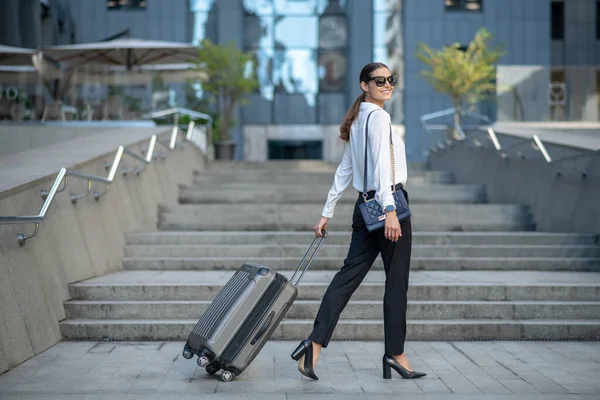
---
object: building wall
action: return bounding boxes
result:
[403,0,552,160]
[550,0,600,122]
[0,0,75,48]
[552,0,600,66]
[67,0,189,43]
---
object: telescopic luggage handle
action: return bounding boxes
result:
[289,230,327,287]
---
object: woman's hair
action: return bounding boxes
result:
[339,62,389,141]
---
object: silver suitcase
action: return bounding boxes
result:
[182,233,327,382]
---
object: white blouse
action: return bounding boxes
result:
[321,102,408,218]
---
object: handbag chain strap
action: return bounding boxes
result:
[362,109,396,203]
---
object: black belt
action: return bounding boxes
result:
[360,183,404,199]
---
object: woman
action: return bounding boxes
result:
[290,62,426,381]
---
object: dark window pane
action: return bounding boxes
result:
[596,1,600,40]
[444,0,461,11]
[551,1,565,40]
[245,15,274,48]
[274,16,318,48]
[318,51,345,92]
[465,0,482,11]
[550,69,565,83]
[445,0,482,12]
[107,0,147,10]
[268,140,322,159]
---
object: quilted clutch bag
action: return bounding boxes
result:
[359,190,411,232]
[359,110,411,233]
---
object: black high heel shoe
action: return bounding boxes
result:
[382,354,426,379]
[291,339,318,380]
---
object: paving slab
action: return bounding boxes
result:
[0,341,598,399]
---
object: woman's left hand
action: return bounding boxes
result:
[384,212,402,242]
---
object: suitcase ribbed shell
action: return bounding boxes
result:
[192,270,251,338]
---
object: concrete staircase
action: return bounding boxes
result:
[60,161,600,341]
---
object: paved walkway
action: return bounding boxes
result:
[0,340,598,399]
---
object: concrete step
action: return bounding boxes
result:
[199,160,430,173]
[158,204,534,232]
[69,279,600,302]
[193,172,454,185]
[59,318,600,341]
[121,256,600,271]
[63,299,600,320]
[123,244,600,258]
[125,231,600,246]
[202,160,339,172]
[178,184,487,204]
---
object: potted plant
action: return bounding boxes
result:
[417,28,506,139]
[13,89,28,121]
[193,39,258,160]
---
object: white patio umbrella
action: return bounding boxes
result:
[35,38,203,112]
[40,38,199,70]
[0,64,206,85]
[0,45,35,66]
[70,63,207,85]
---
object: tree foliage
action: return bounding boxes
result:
[193,39,258,142]
[416,28,506,112]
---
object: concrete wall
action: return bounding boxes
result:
[428,136,600,234]
[0,137,205,375]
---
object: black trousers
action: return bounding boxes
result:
[308,188,412,355]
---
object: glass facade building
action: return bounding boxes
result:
[3,0,600,161]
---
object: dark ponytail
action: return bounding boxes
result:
[339,62,390,142]
[339,92,365,141]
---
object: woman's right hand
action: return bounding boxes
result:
[314,217,329,237]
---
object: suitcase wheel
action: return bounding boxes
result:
[197,355,210,367]
[205,364,219,375]
[220,370,235,382]
[182,347,193,360]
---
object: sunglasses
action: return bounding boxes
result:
[365,75,397,87]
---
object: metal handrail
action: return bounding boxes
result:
[0,123,198,246]
[420,107,599,176]
[144,108,213,160]
[145,107,211,121]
